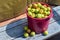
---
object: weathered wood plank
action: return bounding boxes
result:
[0,18,27,32]
[0,23,27,40]
[50,6,60,23]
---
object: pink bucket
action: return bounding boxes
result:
[26,2,53,34]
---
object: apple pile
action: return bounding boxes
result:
[27,3,51,18]
[23,26,48,38]
[23,26,36,38]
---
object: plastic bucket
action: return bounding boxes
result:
[26,2,53,34]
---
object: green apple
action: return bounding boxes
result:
[31,13,35,18]
[37,14,45,18]
[41,14,45,18]
[46,11,50,15]
[37,8,40,10]
[35,9,39,14]
[31,8,35,12]
[28,11,32,16]
[30,31,35,36]
[43,31,48,36]
[36,14,42,18]
[32,3,38,8]
[24,33,29,38]
[44,11,47,14]
[47,11,50,14]
[27,29,31,33]
[40,9,44,14]
[24,26,28,31]
[28,8,31,11]
[36,7,40,11]
[47,7,51,11]
[43,8,47,11]
[41,6,45,9]
[29,4,32,8]
[37,3,42,7]
[44,11,50,15]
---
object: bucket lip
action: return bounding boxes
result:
[25,2,53,20]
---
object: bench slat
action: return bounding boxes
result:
[0,18,27,32]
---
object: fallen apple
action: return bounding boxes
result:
[24,26,28,31]
[24,33,29,38]
[43,31,48,36]
[30,31,35,36]
[27,29,31,33]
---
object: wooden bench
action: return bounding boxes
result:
[0,6,60,40]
